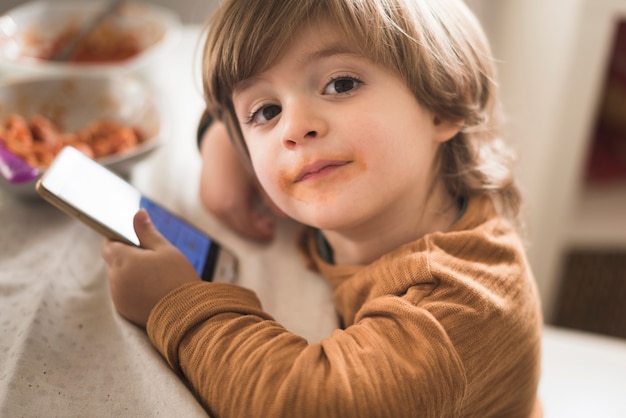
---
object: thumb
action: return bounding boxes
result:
[133,209,165,249]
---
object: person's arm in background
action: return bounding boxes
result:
[197,112,284,242]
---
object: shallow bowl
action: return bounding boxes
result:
[0,0,181,76]
[0,74,167,197]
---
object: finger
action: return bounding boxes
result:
[133,209,166,250]
[101,238,124,262]
[225,206,275,242]
[101,239,112,262]
[249,209,276,240]
[212,184,276,242]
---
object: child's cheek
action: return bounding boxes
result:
[253,159,287,205]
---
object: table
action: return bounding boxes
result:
[540,327,626,417]
[2,26,626,418]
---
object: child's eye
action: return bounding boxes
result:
[323,76,362,95]
[247,104,282,125]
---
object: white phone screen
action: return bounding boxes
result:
[40,147,214,277]
[43,148,142,245]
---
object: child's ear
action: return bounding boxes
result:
[433,116,463,143]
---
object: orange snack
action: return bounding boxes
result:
[0,114,144,168]
[24,20,142,63]
[2,114,35,161]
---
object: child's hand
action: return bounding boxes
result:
[101,210,201,327]
[199,121,285,242]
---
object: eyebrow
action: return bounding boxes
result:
[233,42,360,95]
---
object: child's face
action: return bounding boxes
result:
[232,20,459,232]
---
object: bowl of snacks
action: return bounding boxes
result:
[0,0,181,76]
[0,74,167,197]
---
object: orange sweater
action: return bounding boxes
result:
[147,194,543,418]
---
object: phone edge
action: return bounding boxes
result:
[35,177,138,247]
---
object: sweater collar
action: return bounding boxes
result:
[300,194,496,290]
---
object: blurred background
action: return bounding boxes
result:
[468,0,626,339]
[1,0,625,338]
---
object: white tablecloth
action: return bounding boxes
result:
[1,26,625,418]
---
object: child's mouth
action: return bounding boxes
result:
[294,160,351,183]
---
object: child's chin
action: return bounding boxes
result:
[298,214,354,232]
[286,196,364,230]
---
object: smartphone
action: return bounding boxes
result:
[36,146,237,283]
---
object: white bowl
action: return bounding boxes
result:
[0,0,181,76]
[0,74,168,197]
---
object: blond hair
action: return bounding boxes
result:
[202,0,523,227]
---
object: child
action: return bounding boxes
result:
[101,0,544,416]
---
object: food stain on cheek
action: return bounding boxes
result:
[278,171,294,196]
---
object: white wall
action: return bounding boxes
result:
[472,0,626,321]
[471,0,588,320]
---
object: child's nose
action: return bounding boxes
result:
[280,103,324,150]
[282,130,317,150]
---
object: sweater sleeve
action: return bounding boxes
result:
[147,282,466,418]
